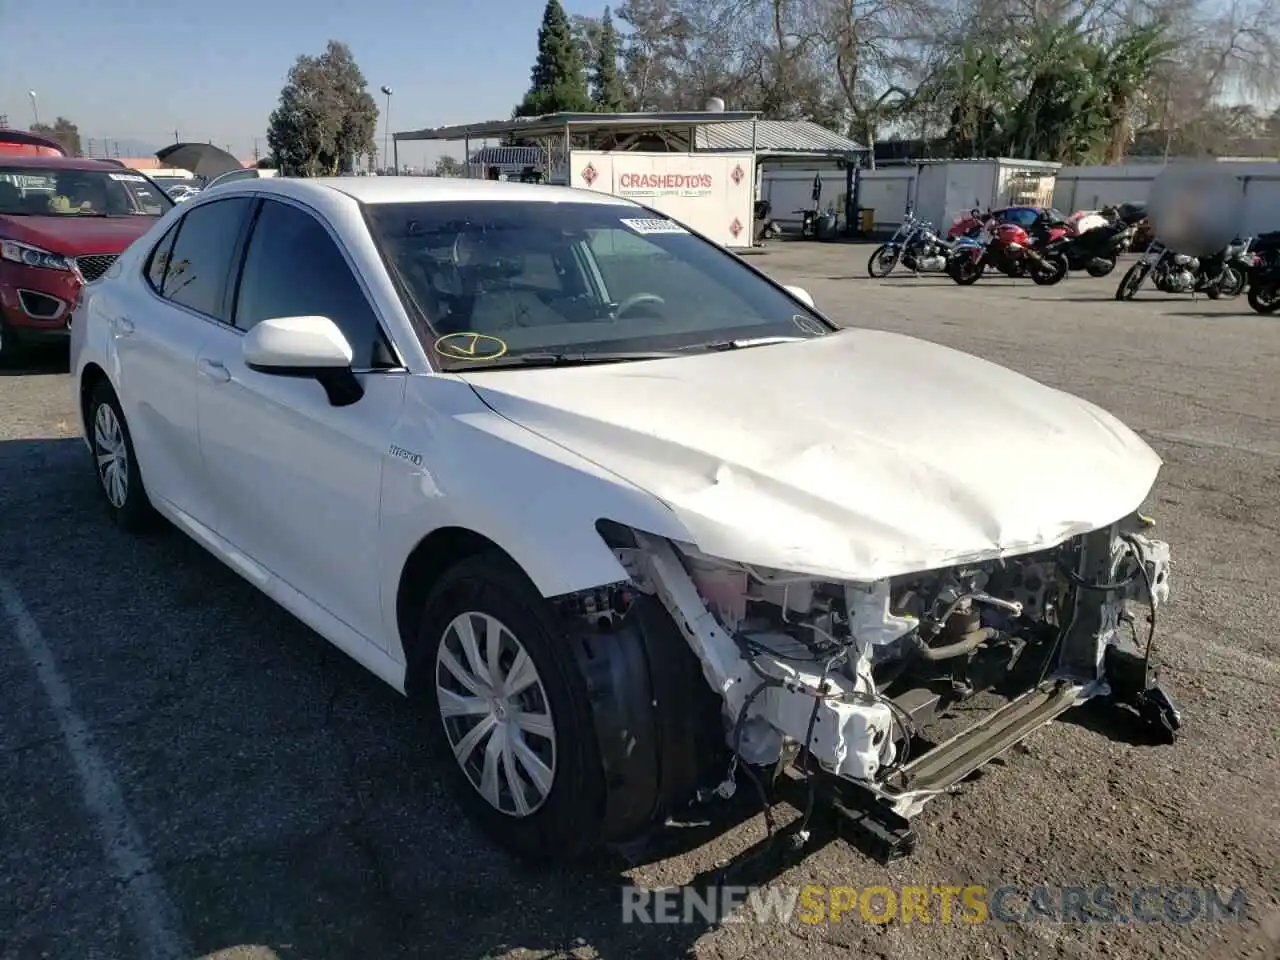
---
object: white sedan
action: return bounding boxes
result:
[71,176,1178,862]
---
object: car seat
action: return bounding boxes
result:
[0,182,20,213]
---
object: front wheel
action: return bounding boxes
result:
[1031,252,1069,286]
[1218,266,1246,298]
[1116,262,1149,301]
[947,254,985,285]
[867,244,901,278]
[416,552,609,862]
[1247,282,1280,314]
[1086,256,1117,278]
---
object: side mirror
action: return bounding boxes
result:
[243,315,364,407]
[783,284,816,308]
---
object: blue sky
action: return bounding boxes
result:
[0,0,603,166]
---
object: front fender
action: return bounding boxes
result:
[378,375,694,655]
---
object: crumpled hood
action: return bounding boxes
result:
[459,329,1163,581]
[0,214,156,256]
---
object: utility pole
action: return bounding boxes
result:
[88,138,95,155]
[173,128,179,144]
[253,137,260,162]
[380,85,393,173]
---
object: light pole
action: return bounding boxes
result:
[380,85,393,174]
[28,91,39,127]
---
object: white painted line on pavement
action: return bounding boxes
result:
[0,577,190,960]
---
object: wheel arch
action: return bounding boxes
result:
[395,525,514,697]
[79,362,112,438]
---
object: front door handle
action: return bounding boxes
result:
[197,358,231,383]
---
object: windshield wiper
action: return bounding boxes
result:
[692,335,809,351]
[454,350,685,369]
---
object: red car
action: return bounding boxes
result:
[0,155,173,362]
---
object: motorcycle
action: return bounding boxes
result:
[753,200,781,243]
[1045,203,1147,278]
[945,216,1070,286]
[1114,239,1243,301]
[1245,231,1280,314]
[867,212,953,277]
[1222,237,1255,297]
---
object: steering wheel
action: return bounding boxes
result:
[613,292,666,318]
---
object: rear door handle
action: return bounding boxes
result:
[113,317,135,336]
[197,358,231,383]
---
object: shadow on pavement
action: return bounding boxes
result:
[0,436,810,960]
[0,345,69,377]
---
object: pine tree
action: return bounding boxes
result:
[591,7,628,112]
[516,0,592,117]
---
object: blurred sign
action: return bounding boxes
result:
[1148,164,1245,256]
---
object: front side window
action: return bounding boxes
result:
[0,165,172,217]
[232,199,392,368]
[363,200,831,370]
[159,196,252,320]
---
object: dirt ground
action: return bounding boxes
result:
[0,240,1276,960]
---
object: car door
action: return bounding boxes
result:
[118,195,252,528]
[195,196,407,646]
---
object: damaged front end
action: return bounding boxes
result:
[596,515,1178,861]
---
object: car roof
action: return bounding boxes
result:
[238,175,640,208]
[0,155,140,173]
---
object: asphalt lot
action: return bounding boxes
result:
[1,241,1278,960]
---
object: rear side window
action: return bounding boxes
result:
[160,196,251,320]
[144,222,180,292]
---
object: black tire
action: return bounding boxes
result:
[1219,266,1245,298]
[1246,282,1280,314]
[85,380,158,531]
[1116,262,1148,301]
[1031,252,1069,286]
[947,255,985,285]
[1086,256,1117,278]
[0,321,22,369]
[414,551,609,862]
[867,244,900,278]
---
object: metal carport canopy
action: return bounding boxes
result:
[391,110,764,174]
[393,110,761,144]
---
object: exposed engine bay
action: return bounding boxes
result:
[571,516,1176,856]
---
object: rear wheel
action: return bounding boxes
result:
[1031,252,1069,286]
[1116,262,1149,301]
[1246,282,1280,314]
[85,380,157,531]
[1086,256,1117,278]
[867,244,900,278]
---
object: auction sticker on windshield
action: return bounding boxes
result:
[108,172,147,182]
[433,332,508,361]
[620,218,689,235]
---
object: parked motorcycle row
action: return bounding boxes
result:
[866,202,1280,315]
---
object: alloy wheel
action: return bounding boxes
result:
[435,611,557,817]
[93,402,128,508]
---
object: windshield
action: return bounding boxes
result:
[0,166,172,217]
[364,200,832,370]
